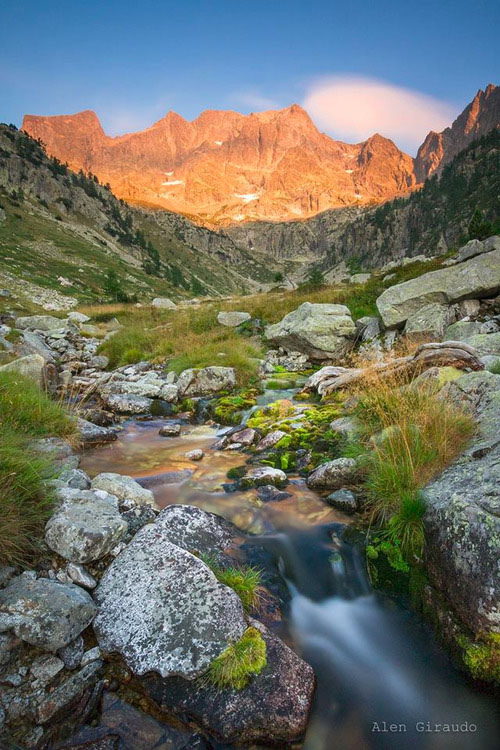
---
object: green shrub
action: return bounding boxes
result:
[204,626,267,690]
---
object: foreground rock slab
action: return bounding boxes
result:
[0,576,96,651]
[93,519,246,678]
[143,620,315,745]
[91,473,157,508]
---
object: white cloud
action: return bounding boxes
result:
[303,75,456,154]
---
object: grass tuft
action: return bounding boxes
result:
[203,556,263,612]
[204,626,267,690]
[0,371,76,438]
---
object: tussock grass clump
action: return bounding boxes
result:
[205,626,267,690]
[0,372,75,565]
[0,371,76,438]
[350,371,475,558]
[203,556,263,612]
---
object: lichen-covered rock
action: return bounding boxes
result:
[244,466,287,488]
[0,577,96,651]
[158,422,181,437]
[177,366,237,397]
[0,353,51,386]
[424,371,500,634]
[78,418,117,446]
[404,303,455,340]
[45,490,128,563]
[143,619,315,745]
[15,315,64,331]
[217,311,251,327]
[306,458,358,489]
[101,372,178,402]
[265,302,356,362]
[326,489,359,513]
[93,519,246,679]
[91,472,157,509]
[103,393,153,414]
[154,505,235,556]
[152,297,177,309]
[376,247,500,327]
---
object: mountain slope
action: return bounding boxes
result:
[414,84,500,182]
[22,105,416,225]
[0,125,273,309]
[226,128,500,274]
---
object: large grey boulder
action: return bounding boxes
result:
[151,297,176,309]
[376,248,500,328]
[45,489,128,563]
[265,302,356,362]
[217,311,251,327]
[0,354,49,386]
[103,393,153,414]
[454,235,500,264]
[306,458,358,489]
[93,520,246,679]
[101,372,178,402]
[404,303,455,340]
[143,619,315,745]
[424,371,500,634]
[177,366,236,397]
[0,576,96,651]
[14,315,64,331]
[91,473,157,509]
[78,418,117,446]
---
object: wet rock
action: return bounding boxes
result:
[36,660,103,724]
[58,636,85,670]
[376,246,500,328]
[326,489,359,514]
[103,393,153,415]
[0,577,96,651]
[153,504,235,555]
[177,366,237,397]
[254,429,287,452]
[93,519,246,679]
[217,311,251,327]
[144,620,315,745]
[229,427,256,446]
[45,489,128,563]
[265,302,356,362]
[243,466,287,488]
[256,485,292,502]
[158,422,181,437]
[185,449,204,461]
[66,563,97,590]
[91,472,157,509]
[78,418,117,446]
[306,458,358,489]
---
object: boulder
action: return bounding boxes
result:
[229,427,256,446]
[68,312,91,324]
[186,449,204,461]
[265,302,356,362]
[453,332,500,358]
[177,366,237,397]
[15,315,64,331]
[101,372,178,402]
[217,311,251,327]
[306,458,358,489]
[91,472,157,509]
[326,489,358,514]
[93,520,246,679]
[103,393,153,414]
[424,371,500,634]
[454,236,500,264]
[151,297,176,309]
[404,303,456,340]
[45,489,128,563]
[0,354,49,386]
[245,466,287,488]
[159,422,181,437]
[0,576,96,651]
[376,247,500,328]
[445,320,484,340]
[255,430,288,452]
[143,620,315,745]
[153,505,235,556]
[78,418,117,446]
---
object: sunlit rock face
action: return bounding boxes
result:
[22,105,416,225]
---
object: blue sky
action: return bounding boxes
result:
[0,0,498,153]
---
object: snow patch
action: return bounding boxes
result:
[161,180,184,186]
[234,193,259,203]
[345,169,354,174]
[165,171,174,176]
[233,214,245,221]
[214,140,223,146]
[354,193,362,199]
[290,206,303,216]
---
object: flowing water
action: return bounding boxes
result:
[81,407,500,750]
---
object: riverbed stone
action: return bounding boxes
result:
[185,449,204,461]
[45,489,128,563]
[306,458,358,489]
[229,427,257,446]
[0,577,96,651]
[326,489,358,514]
[78,418,117,446]
[103,393,153,414]
[158,422,181,437]
[376,246,500,327]
[143,619,315,745]
[91,472,157,509]
[254,430,287,452]
[176,366,237,397]
[217,311,251,327]
[93,519,246,679]
[244,466,287,488]
[265,302,356,362]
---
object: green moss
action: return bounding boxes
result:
[457,633,500,683]
[226,466,247,480]
[204,626,267,690]
[213,389,258,426]
[4,328,22,343]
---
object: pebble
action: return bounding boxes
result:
[67,562,97,589]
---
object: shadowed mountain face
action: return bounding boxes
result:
[414,84,500,182]
[22,105,416,225]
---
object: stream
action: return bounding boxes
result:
[80,388,500,750]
